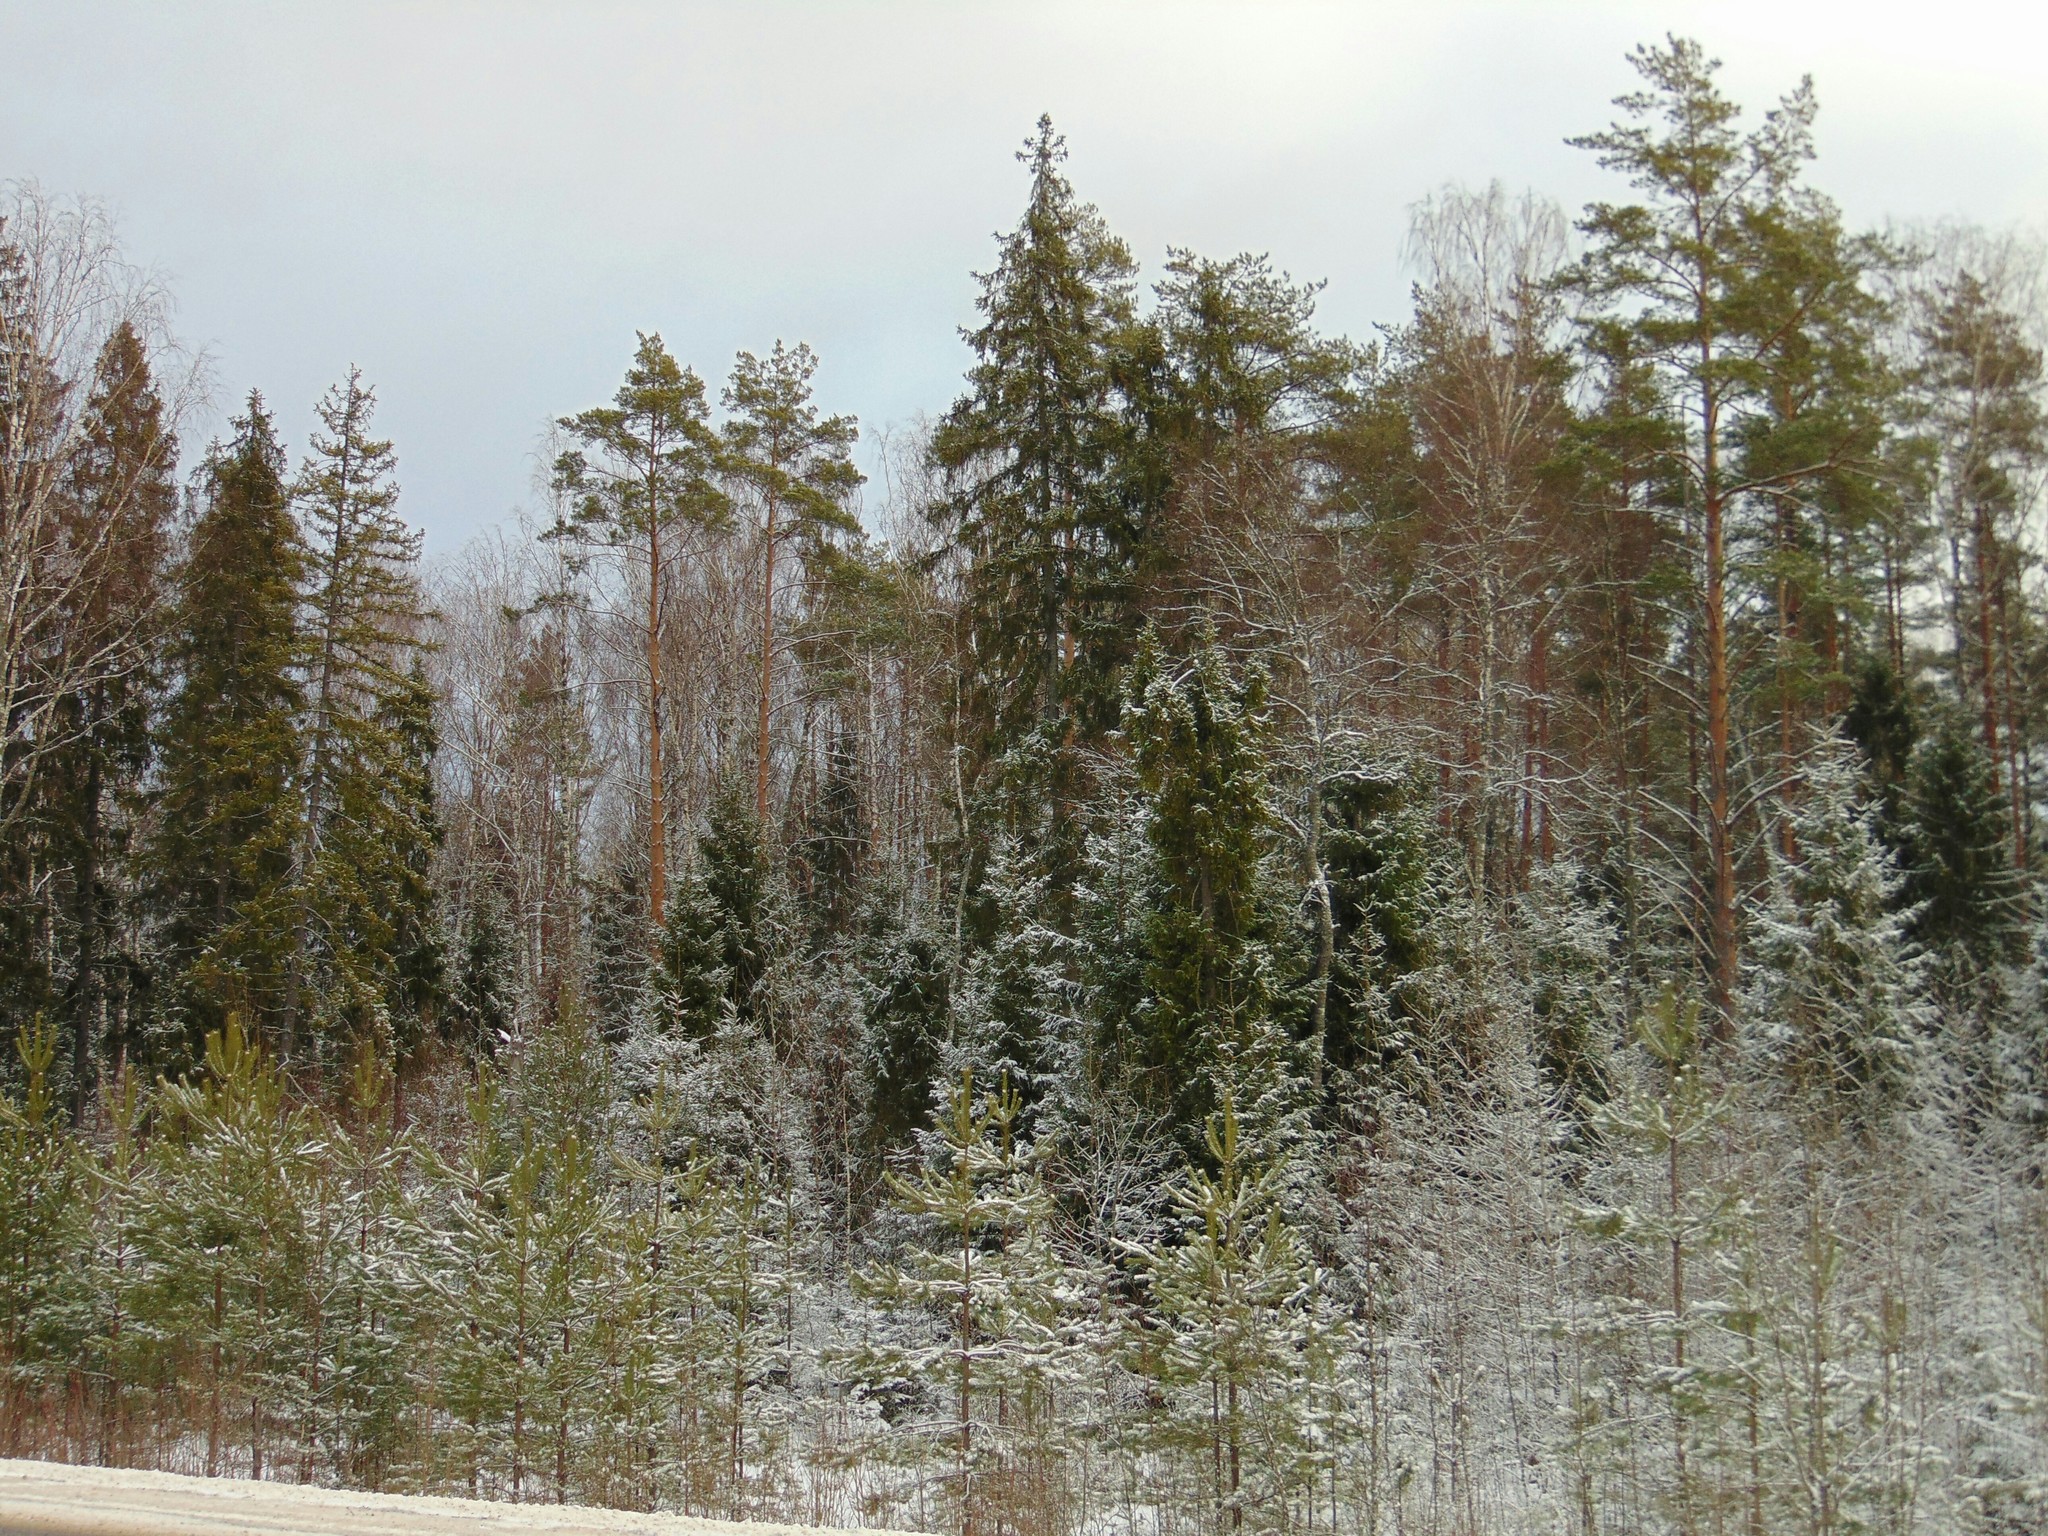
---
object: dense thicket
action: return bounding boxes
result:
[6,38,2048,1536]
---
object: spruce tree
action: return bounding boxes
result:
[1317,764,1448,1090]
[933,115,1140,822]
[1520,859,1621,1133]
[1744,734,1924,1120]
[1121,628,1296,1148]
[372,655,445,1055]
[794,732,866,950]
[153,396,305,1058]
[1841,654,1917,838]
[447,894,514,1060]
[293,372,441,1058]
[945,836,1072,1132]
[655,866,732,1044]
[1898,713,2028,974]
[24,323,178,1114]
[655,783,771,1042]
[857,922,950,1161]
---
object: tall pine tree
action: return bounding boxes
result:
[721,341,861,828]
[555,335,727,928]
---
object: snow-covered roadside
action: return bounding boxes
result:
[0,1460,900,1536]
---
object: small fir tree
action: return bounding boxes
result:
[1744,734,1926,1121]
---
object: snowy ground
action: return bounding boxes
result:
[0,1460,898,1536]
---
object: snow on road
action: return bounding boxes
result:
[0,1460,896,1536]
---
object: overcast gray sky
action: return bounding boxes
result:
[6,1,2045,551]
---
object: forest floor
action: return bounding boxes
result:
[0,1460,895,1536]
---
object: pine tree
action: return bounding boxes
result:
[1578,986,1737,1534]
[152,397,306,1058]
[0,1019,89,1437]
[607,1071,734,1509]
[79,1065,150,1466]
[1564,38,1858,1026]
[852,1070,1093,1536]
[555,335,727,926]
[1728,190,1893,806]
[1909,269,2046,861]
[305,1047,412,1485]
[1126,1096,1355,1534]
[698,1164,792,1519]
[721,341,861,828]
[426,1077,610,1501]
[134,1018,324,1478]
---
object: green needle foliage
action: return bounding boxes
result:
[152,398,306,1058]
[1127,1097,1355,1535]
[294,371,441,1059]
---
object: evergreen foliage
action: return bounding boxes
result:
[1127,1097,1355,1534]
[1898,713,2028,972]
[657,782,772,1042]
[934,113,1141,869]
[1745,735,1924,1117]
[151,398,306,1058]
[293,371,441,1056]
[8,38,2048,1536]
[1121,629,1296,1147]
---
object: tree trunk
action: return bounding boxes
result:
[1701,371,1738,1033]
[757,483,778,828]
[70,709,101,1125]
[647,500,666,932]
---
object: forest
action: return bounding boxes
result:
[2,34,2046,1536]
